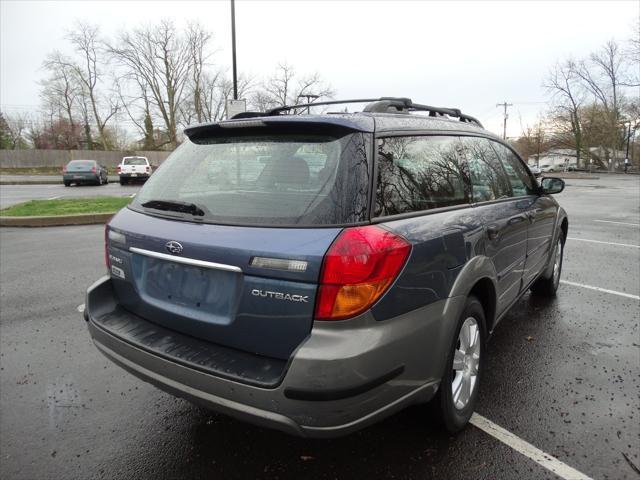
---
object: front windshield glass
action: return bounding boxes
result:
[131,133,371,226]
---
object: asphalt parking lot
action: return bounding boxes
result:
[0,175,638,480]
[0,182,142,209]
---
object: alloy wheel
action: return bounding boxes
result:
[451,317,481,410]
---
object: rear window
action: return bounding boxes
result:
[66,160,95,171]
[123,157,148,165]
[131,133,371,226]
[375,136,470,216]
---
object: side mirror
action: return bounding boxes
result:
[540,177,565,195]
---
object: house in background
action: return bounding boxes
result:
[528,148,578,168]
[529,147,628,170]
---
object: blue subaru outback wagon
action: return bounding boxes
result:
[84,98,568,437]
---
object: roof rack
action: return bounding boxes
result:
[256,97,483,127]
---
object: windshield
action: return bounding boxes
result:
[66,160,95,171]
[123,157,147,165]
[131,133,371,226]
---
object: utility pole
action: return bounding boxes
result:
[230,0,238,100]
[297,94,319,114]
[496,101,513,140]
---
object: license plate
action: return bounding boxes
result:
[131,173,138,177]
[73,175,83,179]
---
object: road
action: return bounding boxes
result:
[0,175,638,479]
[0,182,142,209]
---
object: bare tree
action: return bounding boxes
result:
[3,112,30,149]
[544,59,587,165]
[186,22,213,124]
[109,20,194,148]
[66,22,118,149]
[575,40,629,159]
[40,51,81,130]
[251,63,334,112]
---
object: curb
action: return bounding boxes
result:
[0,212,114,227]
[0,176,120,185]
[0,180,61,185]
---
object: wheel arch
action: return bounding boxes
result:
[448,256,499,332]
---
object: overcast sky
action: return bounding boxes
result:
[1,0,638,138]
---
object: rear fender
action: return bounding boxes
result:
[447,255,499,326]
[541,207,568,278]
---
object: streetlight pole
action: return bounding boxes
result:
[230,0,238,100]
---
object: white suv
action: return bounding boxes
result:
[118,156,152,185]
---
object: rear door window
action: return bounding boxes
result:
[132,133,371,226]
[375,135,470,216]
[463,137,512,202]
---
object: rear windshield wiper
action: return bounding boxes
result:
[141,199,206,216]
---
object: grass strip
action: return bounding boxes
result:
[0,197,131,217]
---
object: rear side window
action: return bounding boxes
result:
[463,137,511,202]
[132,133,371,226]
[375,136,470,216]
[490,142,535,197]
[123,157,148,166]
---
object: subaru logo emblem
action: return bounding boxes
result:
[165,241,183,255]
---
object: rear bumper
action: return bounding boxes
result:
[85,276,464,437]
[63,173,99,182]
[118,173,150,179]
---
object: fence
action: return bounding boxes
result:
[0,149,172,168]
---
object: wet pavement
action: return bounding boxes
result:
[0,182,142,209]
[0,174,638,479]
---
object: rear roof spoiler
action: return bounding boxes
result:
[184,115,376,141]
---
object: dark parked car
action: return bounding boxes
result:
[84,98,568,437]
[63,160,108,186]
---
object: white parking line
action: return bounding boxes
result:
[567,237,640,249]
[594,219,640,227]
[470,413,593,480]
[560,280,640,300]
[47,196,61,200]
[76,304,85,313]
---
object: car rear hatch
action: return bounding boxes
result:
[122,158,148,175]
[66,160,96,178]
[106,117,374,361]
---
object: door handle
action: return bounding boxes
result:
[528,208,543,221]
[508,215,527,225]
[486,225,500,241]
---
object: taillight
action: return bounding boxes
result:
[314,225,411,320]
[91,166,97,173]
[62,165,67,173]
[105,226,110,269]
[117,165,122,173]
[145,166,151,172]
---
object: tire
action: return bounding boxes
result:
[119,178,126,186]
[531,235,564,296]
[64,182,71,187]
[433,295,486,432]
